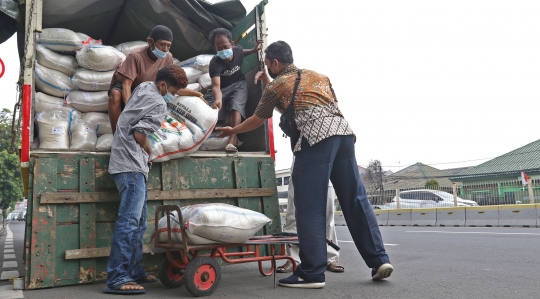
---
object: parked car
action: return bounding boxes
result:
[384,189,478,209]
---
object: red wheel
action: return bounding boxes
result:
[184,257,221,297]
[159,256,185,288]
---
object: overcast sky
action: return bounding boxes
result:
[1,0,539,172]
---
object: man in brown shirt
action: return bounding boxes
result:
[217,41,393,289]
[108,25,203,134]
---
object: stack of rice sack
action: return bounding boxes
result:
[174,54,213,94]
[34,28,127,150]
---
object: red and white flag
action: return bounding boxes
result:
[521,171,531,186]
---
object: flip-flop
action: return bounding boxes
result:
[276,260,294,273]
[225,144,238,153]
[102,281,146,294]
[327,261,345,273]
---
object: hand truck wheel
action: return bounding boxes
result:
[184,256,221,297]
[158,256,186,289]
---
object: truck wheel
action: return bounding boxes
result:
[184,256,221,297]
[159,256,185,289]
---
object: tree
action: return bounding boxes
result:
[425,179,439,189]
[361,160,385,194]
[0,108,23,209]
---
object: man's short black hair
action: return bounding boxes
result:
[155,65,188,89]
[265,41,294,64]
[208,28,233,45]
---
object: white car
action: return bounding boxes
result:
[384,189,478,209]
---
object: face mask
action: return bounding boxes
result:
[267,63,278,79]
[217,48,233,60]
[152,42,168,59]
[162,83,175,103]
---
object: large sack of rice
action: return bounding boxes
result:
[76,32,102,46]
[69,116,97,150]
[182,67,203,84]
[82,112,109,125]
[36,45,78,76]
[71,69,114,91]
[96,123,113,135]
[115,41,147,56]
[199,131,230,151]
[179,55,213,73]
[186,83,201,92]
[167,96,218,138]
[198,73,212,90]
[76,45,126,72]
[36,110,71,149]
[151,203,272,248]
[95,134,113,150]
[34,92,65,114]
[66,91,108,112]
[35,62,77,98]
[146,116,196,162]
[37,28,85,52]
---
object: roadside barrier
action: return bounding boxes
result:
[498,204,537,227]
[374,209,389,226]
[411,208,436,226]
[465,206,499,227]
[387,209,412,226]
[436,207,466,227]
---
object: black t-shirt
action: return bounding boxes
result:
[209,45,245,88]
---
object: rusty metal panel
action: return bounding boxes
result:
[79,158,96,283]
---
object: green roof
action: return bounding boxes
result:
[383,163,454,190]
[451,139,540,180]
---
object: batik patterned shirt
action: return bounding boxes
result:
[254,64,354,152]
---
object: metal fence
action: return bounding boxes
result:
[363,180,540,209]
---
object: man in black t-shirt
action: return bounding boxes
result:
[205,28,262,152]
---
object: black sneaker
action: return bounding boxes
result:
[371,263,393,281]
[278,274,325,289]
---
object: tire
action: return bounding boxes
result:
[184,256,221,297]
[158,256,186,289]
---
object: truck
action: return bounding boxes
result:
[0,0,280,289]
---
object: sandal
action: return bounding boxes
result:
[327,261,345,273]
[225,144,238,153]
[102,281,146,294]
[135,274,158,284]
[276,260,294,273]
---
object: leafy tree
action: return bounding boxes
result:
[0,108,23,209]
[425,179,440,189]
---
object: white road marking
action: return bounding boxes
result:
[0,270,19,281]
[0,284,23,299]
[338,240,399,246]
[2,262,16,268]
[3,246,12,249]
[406,231,540,236]
[3,250,13,253]
[4,255,15,260]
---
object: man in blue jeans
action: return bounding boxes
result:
[217,41,393,288]
[103,65,188,294]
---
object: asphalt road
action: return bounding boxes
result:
[7,226,540,298]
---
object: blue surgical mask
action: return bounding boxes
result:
[217,48,233,60]
[152,46,168,59]
[162,83,175,103]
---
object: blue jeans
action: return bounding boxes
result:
[292,136,390,282]
[106,172,149,288]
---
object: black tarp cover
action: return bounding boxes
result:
[0,0,246,61]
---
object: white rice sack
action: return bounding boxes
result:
[76,32,102,46]
[35,62,77,98]
[167,96,218,137]
[36,45,78,76]
[96,123,113,135]
[69,119,98,150]
[82,112,109,125]
[36,110,71,149]
[197,73,212,90]
[76,45,126,72]
[182,67,203,84]
[147,117,196,162]
[37,28,84,52]
[115,41,147,56]
[71,69,114,91]
[95,134,113,150]
[179,55,214,73]
[186,83,201,92]
[199,132,229,151]
[35,92,65,114]
[66,91,108,113]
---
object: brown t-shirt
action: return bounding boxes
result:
[110,46,173,91]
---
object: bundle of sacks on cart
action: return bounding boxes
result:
[149,203,272,252]
[34,28,230,155]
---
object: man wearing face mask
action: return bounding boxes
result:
[216,41,393,289]
[108,25,202,134]
[205,28,263,152]
[103,65,188,295]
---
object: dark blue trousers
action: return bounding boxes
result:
[292,135,390,282]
